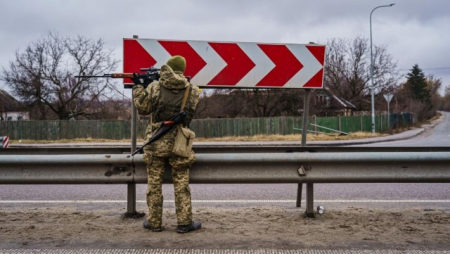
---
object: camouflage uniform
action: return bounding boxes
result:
[133,64,200,228]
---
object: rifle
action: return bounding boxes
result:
[131,111,187,156]
[75,67,160,89]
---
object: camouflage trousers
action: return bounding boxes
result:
[143,151,195,228]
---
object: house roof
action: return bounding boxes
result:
[0,89,26,112]
[323,87,356,109]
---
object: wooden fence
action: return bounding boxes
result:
[0,113,414,140]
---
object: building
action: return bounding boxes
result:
[0,89,30,121]
[312,88,357,116]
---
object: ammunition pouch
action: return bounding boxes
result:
[172,125,195,158]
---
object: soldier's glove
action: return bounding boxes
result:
[132,73,152,88]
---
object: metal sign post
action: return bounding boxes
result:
[299,89,315,217]
[123,35,145,219]
[383,93,393,129]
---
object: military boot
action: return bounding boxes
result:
[176,220,202,233]
[143,220,163,232]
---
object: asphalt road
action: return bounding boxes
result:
[1,112,449,211]
[367,111,450,147]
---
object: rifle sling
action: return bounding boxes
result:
[180,84,191,111]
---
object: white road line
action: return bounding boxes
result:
[1,199,450,204]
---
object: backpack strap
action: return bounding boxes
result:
[180,84,191,111]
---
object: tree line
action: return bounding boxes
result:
[1,33,449,123]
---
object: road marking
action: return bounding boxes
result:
[1,199,450,204]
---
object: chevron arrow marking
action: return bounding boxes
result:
[256,44,303,87]
[303,45,326,88]
[158,41,207,78]
[137,39,170,70]
[207,42,255,86]
[286,44,323,88]
[236,42,275,87]
[188,41,227,85]
[123,39,157,83]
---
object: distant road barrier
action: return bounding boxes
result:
[1,150,449,216]
[0,136,8,148]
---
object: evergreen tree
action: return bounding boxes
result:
[405,64,431,108]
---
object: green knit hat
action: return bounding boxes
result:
[166,55,186,74]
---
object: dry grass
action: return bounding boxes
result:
[10,138,134,144]
[10,132,387,144]
[194,132,387,142]
[426,112,442,123]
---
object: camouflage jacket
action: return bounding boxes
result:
[132,64,200,156]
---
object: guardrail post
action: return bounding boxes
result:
[305,182,315,217]
[296,184,302,207]
[127,182,138,214]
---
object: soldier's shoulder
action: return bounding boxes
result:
[150,80,160,88]
[190,84,200,92]
[147,81,160,91]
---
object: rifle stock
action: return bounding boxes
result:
[132,111,187,156]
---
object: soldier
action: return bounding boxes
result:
[132,55,201,233]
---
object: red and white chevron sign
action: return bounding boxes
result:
[1,136,9,148]
[123,38,325,89]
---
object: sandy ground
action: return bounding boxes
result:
[0,205,449,251]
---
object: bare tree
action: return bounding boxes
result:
[1,32,119,120]
[441,86,450,111]
[237,89,288,117]
[324,36,399,111]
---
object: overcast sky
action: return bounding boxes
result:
[1,0,449,96]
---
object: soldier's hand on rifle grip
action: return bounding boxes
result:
[132,73,152,88]
[131,73,143,86]
[142,75,152,88]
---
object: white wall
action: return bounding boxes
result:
[1,111,30,121]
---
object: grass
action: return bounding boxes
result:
[194,132,387,142]
[10,131,387,144]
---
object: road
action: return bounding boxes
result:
[369,111,450,147]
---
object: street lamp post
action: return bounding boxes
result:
[370,3,395,133]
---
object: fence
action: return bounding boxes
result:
[0,113,414,140]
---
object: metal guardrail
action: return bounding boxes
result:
[3,145,450,154]
[2,152,450,184]
[1,151,450,216]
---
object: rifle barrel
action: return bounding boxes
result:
[74,73,135,79]
[75,74,113,78]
